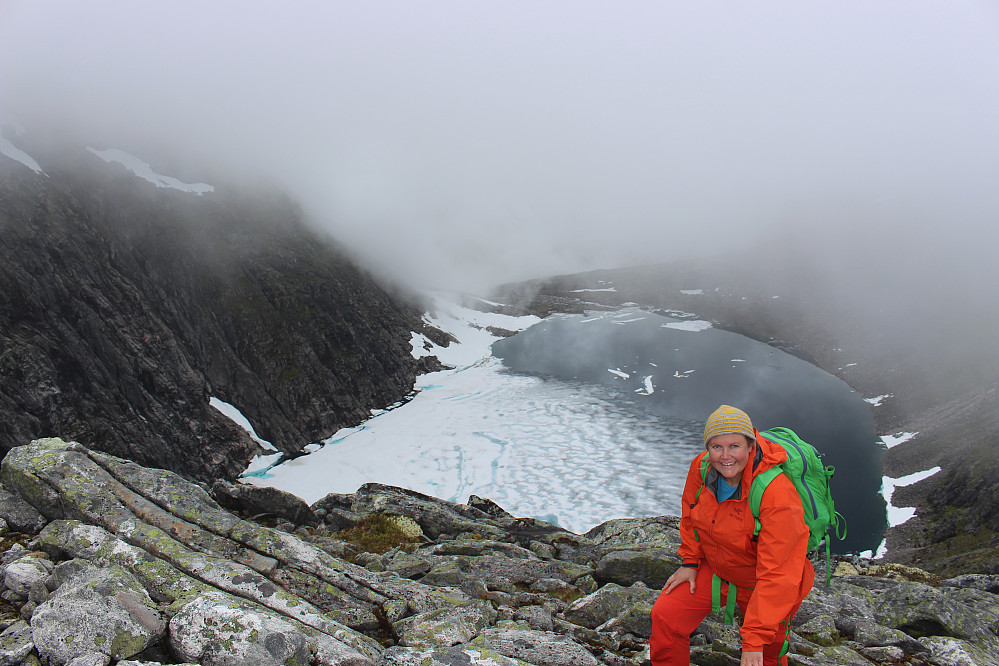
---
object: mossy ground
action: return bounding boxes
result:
[335,514,420,556]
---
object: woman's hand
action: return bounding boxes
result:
[740,651,763,666]
[662,566,698,594]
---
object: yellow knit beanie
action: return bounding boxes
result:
[703,404,756,445]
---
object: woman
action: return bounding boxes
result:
[650,405,814,666]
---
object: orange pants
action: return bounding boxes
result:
[649,563,799,666]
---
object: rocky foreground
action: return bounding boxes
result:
[2,438,999,666]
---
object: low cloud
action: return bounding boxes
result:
[2,1,997,297]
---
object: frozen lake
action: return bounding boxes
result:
[240,297,885,553]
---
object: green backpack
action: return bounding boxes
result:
[753,428,844,555]
[696,426,847,585]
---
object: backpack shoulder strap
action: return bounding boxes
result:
[691,455,711,542]
[748,467,783,538]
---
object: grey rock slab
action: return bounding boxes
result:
[873,579,999,647]
[941,573,999,594]
[467,627,601,666]
[592,547,681,589]
[168,591,378,666]
[376,645,532,665]
[918,636,999,666]
[562,583,659,630]
[65,653,111,666]
[0,486,46,534]
[393,600,497,649]
[583,516,681,550]
[29,565,166,665]
[0,620,34,666]
[2,556,53,597]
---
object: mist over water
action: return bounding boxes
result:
[493,308,885,554]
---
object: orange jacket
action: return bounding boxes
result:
[677,431,815,651]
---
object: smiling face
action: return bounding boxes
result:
[707,433,755,487]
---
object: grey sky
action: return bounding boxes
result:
[2,1,998,292]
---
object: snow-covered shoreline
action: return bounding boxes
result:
[221,292,916,555]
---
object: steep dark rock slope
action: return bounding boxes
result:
[0,146,443,483]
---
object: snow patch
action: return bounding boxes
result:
[0,135,45,175]
[570,287,617,293]
[680,289,703,295]
[410,292,540,370]
[211,397,282,477]
[635,375,655,395]
[881,465,941,528]
[880,432,917,449]
[87,147,214,194]
[663,320,712,332]
[864,394,893,406]
[607,368,630,379]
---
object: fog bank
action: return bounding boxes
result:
[2,1,998,295]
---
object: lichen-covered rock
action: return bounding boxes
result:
[873,579,999,649]
[29,565,166,665]
[793,577,876,634]
[918,636,999,666]
[393,600,497,648]
[169,591,377,666]
[467,626,601,666]
[211,479,319,527]
[942,574,999,594]
[788,644,873,665]
[852,619,923,652]
[6,438,999,666]
[0,619,34,665]
[325,484,509,541]
[562,583,659,630]
[64,653,110,666]
[376,645,531,665]
[592,547,680,589]
[2,556,53,598]
[584,516,682,550]
[0,486,46,534]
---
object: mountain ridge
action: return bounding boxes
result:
[0,142,443,483]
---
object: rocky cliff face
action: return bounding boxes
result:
[0,147,443,482]
[2,439,999,666]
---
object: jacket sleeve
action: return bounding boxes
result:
[677,452,707,566]
[740,473,811,652]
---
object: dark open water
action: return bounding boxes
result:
[492,308,886,554]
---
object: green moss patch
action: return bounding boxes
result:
[335,514,420,556]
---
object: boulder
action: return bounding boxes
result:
[592,547,680,589]
[0,620,34,665]
[29,565,166,665]
[210,479,319,527]
[169,591,375,666]
[0,486,46,534]
[376,645,530,665]
[467,626,601,666]
[2,556,53,598]
[562,583,659,630]
[392,600,497,649]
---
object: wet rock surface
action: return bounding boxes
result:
[2,438,999,665]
